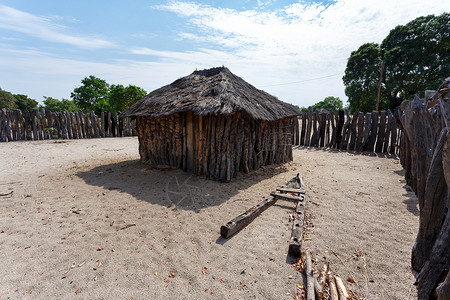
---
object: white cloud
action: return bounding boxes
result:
[0,5,115,49]
[153,0,446,106]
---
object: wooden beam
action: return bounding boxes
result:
[271,192,304,201]
[276,187,305,194]
[220,175,300,239]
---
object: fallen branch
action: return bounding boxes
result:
[335,275,349,299]
[305,251,315,300]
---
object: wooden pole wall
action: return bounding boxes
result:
[0,109,137,142]
[297,108,402,155]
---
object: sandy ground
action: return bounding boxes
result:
[0,137,418,299]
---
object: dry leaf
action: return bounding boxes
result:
[96,248,103,251]
[23,290,32,295]
[164,279,169,283]
[169,272,175,278]
[75,289,80,295]
[110,221,114,226]
[202,267,207,278]
[94,275,98,281]
[347,277,356,284]
[204,289,211,293]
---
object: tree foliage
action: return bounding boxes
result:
[343,13,450,112]
[71,75,110,114]
[382,13,450,108]
[41,97,80,112]
[343,43,383,113]
[14,94,38,111]
[109,84,147,113]
[312,96,343,111]
[71,76,147,115]
[0,88,17,110]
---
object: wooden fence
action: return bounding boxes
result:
[0,109,137,142]
[398,79,450,299]
[297,108,400,155]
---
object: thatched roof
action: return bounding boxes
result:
[120,67,300,121]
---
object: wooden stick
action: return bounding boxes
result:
[276,187,305,194]
[220,196,277,238]
[220,175,299,238]
[270,192,304,201]
[328,275,339,300]
[313,275,324,299]
[334,275,349,300]
[305,251,315,300]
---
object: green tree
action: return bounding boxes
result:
[381,13,450,109]
[343,13,450,112]
[343,43,383,113]
[41,97,80,112]
[312,96,343,111]
[109,84,147,113]
[14,94,38,111]
[71,75,110,114]
[0,88,17,110]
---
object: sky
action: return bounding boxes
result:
[0,0,447,108]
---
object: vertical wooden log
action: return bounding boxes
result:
[90,111,98,138]
[31,109,38,140]
[389,110,397,154]
[234,114,244,176]
[300,112,306,146]
[38,109,45,140]
[0,108,6,142]
[305,107,312,146]
[362,112,372,152]
[63,112,71,139]
[348,112,359,151]
[325,111,331,147]
[383,110,392,153]
[318,111,326,148]
[335,109,345,148]
[310,111,318,147]
[329,111,337,148]
[340,110,352,151]
[45,111,52,139]
[375,111,387,153]
[14,109,20,141]
[366,111,379,152]
[356,112,365,152]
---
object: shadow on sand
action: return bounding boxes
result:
[394,169,419,216]
[76,159,290,213]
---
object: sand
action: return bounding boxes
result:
[0,137,418,299]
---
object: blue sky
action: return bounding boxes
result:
[0,1,447,107]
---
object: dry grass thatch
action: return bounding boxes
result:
[120,67,300,121]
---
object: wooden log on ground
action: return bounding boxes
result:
[220,175,300,238]
[276,187,305,194]
[271,192,304,201]
[328,275,339,300]
[220,196,277,238]
[305,251,315,300]
[314,275,324,300]
[288,194,305,257]
[334,275,349,300]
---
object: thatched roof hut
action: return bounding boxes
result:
[121,67,300,181]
